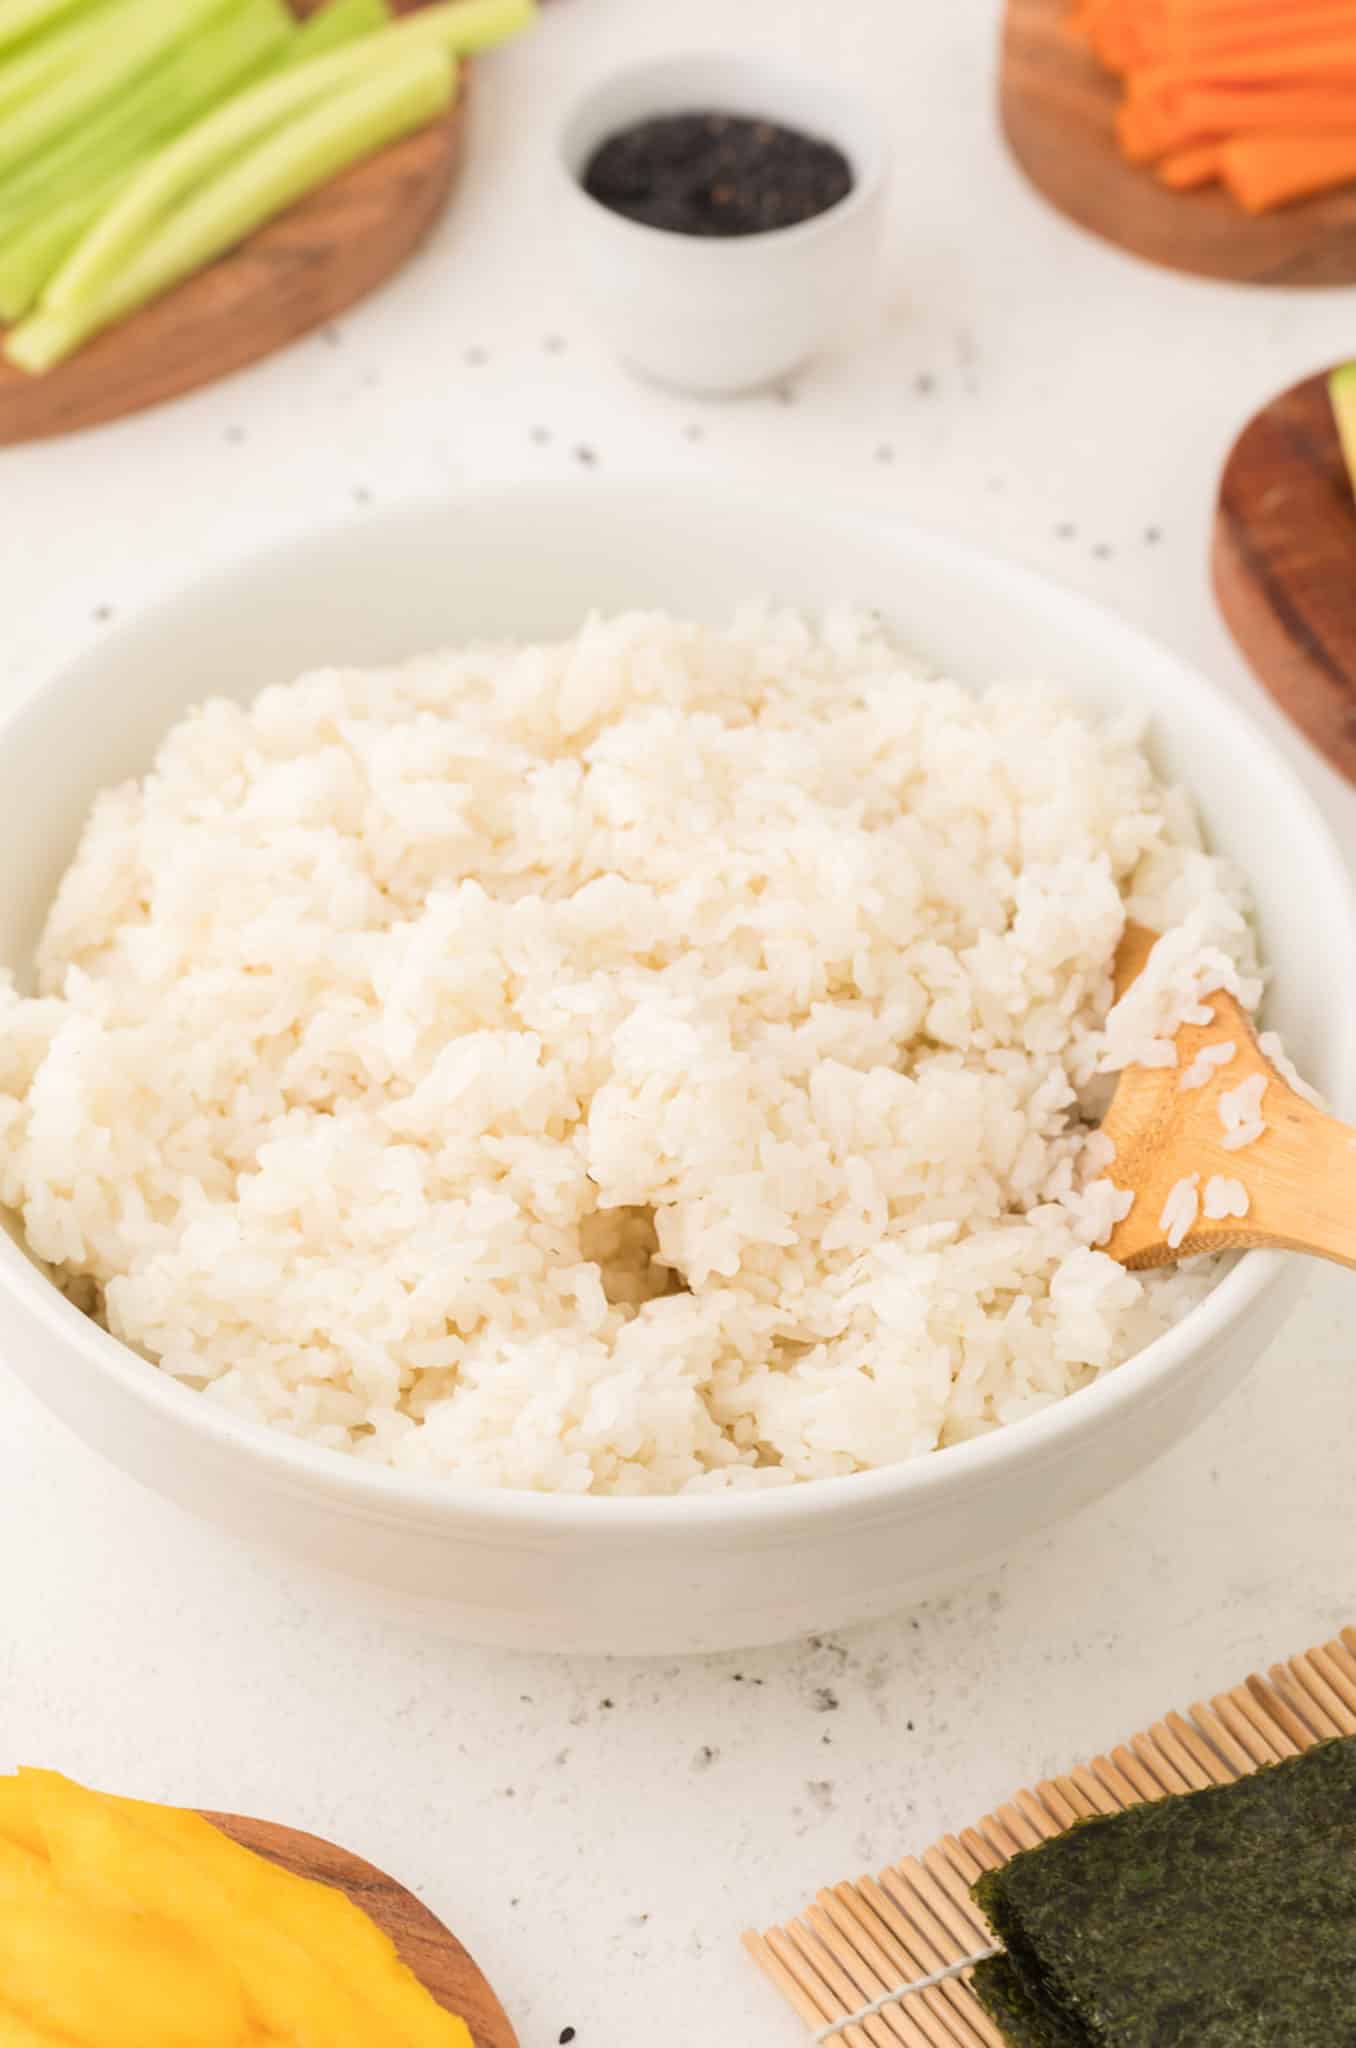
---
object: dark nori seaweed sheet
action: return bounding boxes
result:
[970,1955,1093,2046]
[972,1735,1356,2046]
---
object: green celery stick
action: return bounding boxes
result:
[44,0,531,313]
[0,0,291,226]
[8,49,454,373]
[390,0,534,57]
[0,0,130,118]
[42,34,387,313]
[0,0,93,51]
[0,0,291,237]
[0,0,234,178]
[0,173,120,317]
[280,0,389,64]
[1331,362,1356,498]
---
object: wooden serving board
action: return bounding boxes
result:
[204,1809,518,2048]
[1001,0,1356,285]
[1214,365,1356,785]
[0,0,467,445]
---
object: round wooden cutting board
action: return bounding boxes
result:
[0,0,468,445]
[1000,0,1356,285]
[205,1810,518,2048]
[1214,366,1356,787]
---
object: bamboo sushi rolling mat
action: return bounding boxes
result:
[744,1624,1356,2048]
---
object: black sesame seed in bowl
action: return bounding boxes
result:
[558,54,889,392]
[582,111,854,238]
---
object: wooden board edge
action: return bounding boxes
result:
[1213,365,1356,787]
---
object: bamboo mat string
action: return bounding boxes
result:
[813,1950,1002,2044]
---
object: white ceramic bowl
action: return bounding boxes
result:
[557,53,889,394]
[0,484,1350,1655]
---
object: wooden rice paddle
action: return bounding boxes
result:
[1101,921,1356,1271]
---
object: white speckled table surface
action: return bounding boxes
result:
[3,4,1356,2044]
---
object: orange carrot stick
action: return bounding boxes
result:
[1169,0,1356,18]
[1176,15,1356,64]
[1156,142,1224,188]
[1130,0,1356,67]
[1181,85,1356,132]
[1123,85,1356,165]
[1117,96,1194,164]
[1221,129,1356,210]
[1142,38,1356,86]
[1077,0,1166,73]
[1166,0,1356,21]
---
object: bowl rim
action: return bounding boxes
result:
[1,480,1351,1537]
[555,47,892,257]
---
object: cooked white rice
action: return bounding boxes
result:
[1219,1072,1268,1152]
[0,609,1262,1495]
[1203,1175,1249,1222]
[1179,1040,1236,1093]
[1259,1029,1324,1109]
[1160,1173,1201,1251]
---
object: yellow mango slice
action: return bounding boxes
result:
[193,1839,476,2046]
[19,1768,250,1927]
[0,1777,45,1858]
[8,1771,473,2047]
[80,1789,473,2045]
[0,2005,59,2048]
[14,1775,370,2045]
[0,1836,52,1907]
[0,1894,249,2047]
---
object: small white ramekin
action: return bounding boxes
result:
[557,51,890,395]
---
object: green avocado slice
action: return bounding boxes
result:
[1330,361,1356,497]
